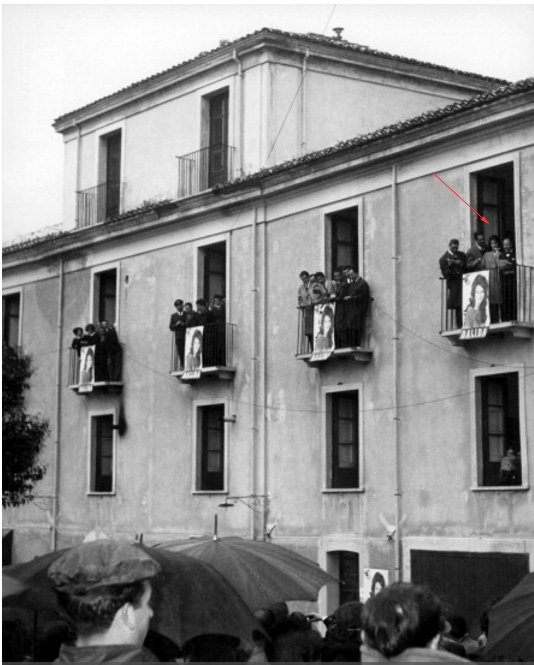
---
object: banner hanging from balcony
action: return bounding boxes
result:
[460,270,491,340]
[311,303,335,362]
[183,326,203,379]
[79,345,96,392]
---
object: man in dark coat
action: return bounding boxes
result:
[211,295,226,366]
[465,231,486,272]
[195,299,216,366]
[338,266,370,347]
[169,299,187,370]
[439,239,466,329]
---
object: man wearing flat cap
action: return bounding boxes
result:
[48,540,161,662]
[439,239,466,329]
[169,299,187,371]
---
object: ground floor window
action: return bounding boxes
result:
[89,414,114,493]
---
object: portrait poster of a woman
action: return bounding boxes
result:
[462,271,490,330]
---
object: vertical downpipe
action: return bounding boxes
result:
[300,49,310,155]
[74,123,81,228]
[392,165,403,581]
[261,203,269,541]
[232,50,243,177]
[51,257,64,550]
[250,206,258,539]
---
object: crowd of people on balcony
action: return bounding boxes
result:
[439,233,517,329]
[169,296,226,371]
[298,266,371,351]
[70,321,122,383]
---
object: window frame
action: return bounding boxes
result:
[90,262,121,331]
[322,383,364,493]
[470,365,528,491]
[191,398,230,494]
[2,288,23,348]
[322,197,364,280]
[466,154,521,263]
[194,234,230,319]
[87,408,117,496]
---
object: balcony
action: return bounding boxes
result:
[177,144,235,198]
[76,181,124,228]
[440,265,534,346]
[296,300,373,366]
[67,346,123,393]
[170,323,237,384]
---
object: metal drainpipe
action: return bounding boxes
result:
[301,49,310,155]
[261,202,269,541]
[232,50,243,176]
[391,165,403,581]
[74,123,81,227]
[250,206,258,539]
[51,257,64,551]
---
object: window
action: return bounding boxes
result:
[473,163,514,246]
[2,293,21,348]
[330,207,358,273]
[325,390,361,489]
[197,404,225,491]
[339,551,360,604]
[199,242,226,304]
[89,414,115,493]
[473,370,526,488]
[93,267,118,326]
[99,130,122,218]
[208,91,229,187]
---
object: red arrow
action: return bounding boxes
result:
[432,172,489,224]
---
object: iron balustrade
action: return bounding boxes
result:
[170,322,236,373]
[76,181,124,228]
[440,265,533,333]
[296,299,372,356]
[68,345,123,387]
[177,144,235,198]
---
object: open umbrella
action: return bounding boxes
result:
[155,536,337,611]
[484,572,534,662]
[3,543,264,647]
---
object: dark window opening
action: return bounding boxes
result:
[104,132,122,218]
[331,207,358,273]
[475,163,514,247]
[199,404,225,491]
[91,415,114,493]
[331,391,359,489]
[2,293,20,348]
[202,243,226,304]
[95,269,117,325]
[208,91,229,187]
[339,551,360,605]
[478,373,521,487]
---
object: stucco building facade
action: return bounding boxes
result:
[3,29,533,630]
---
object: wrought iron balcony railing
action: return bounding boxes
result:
[68,345,123,392]
[170,322,236,381]
[296,299,373,363]
[177,144,235,199]
[440,264,533,338]
[76,181,124,228]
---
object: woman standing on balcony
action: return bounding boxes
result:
[481,235,509,323]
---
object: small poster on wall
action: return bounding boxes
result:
[362,568,389,601]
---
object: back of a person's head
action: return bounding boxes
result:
[271,625,322,662]
[183,633,239,662]
[55,581,146,637]
[322,601,363,661]
[362,582,443,658]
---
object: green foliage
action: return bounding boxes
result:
[2,343,49,508]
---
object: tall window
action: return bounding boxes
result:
[198,404,225,491]
[2,293,21,348]
[208,91,229,187]
[474,163,514,245]
[330,207,358,273]
[200,242,226,304]
[329,391,360,489]
[90,415,114,493]
[339,551,360,604]
[477,373,521,487]
[94,268,118,325]
[98,130,122,220]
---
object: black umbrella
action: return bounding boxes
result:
[3,543,264,646]
[485,572,534,662]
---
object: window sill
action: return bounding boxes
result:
[191,490,228,495]
[86,492,116,497]
[321,488,364,494]
[470,485,529,492]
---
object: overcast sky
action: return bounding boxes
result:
[3,3,534,243]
